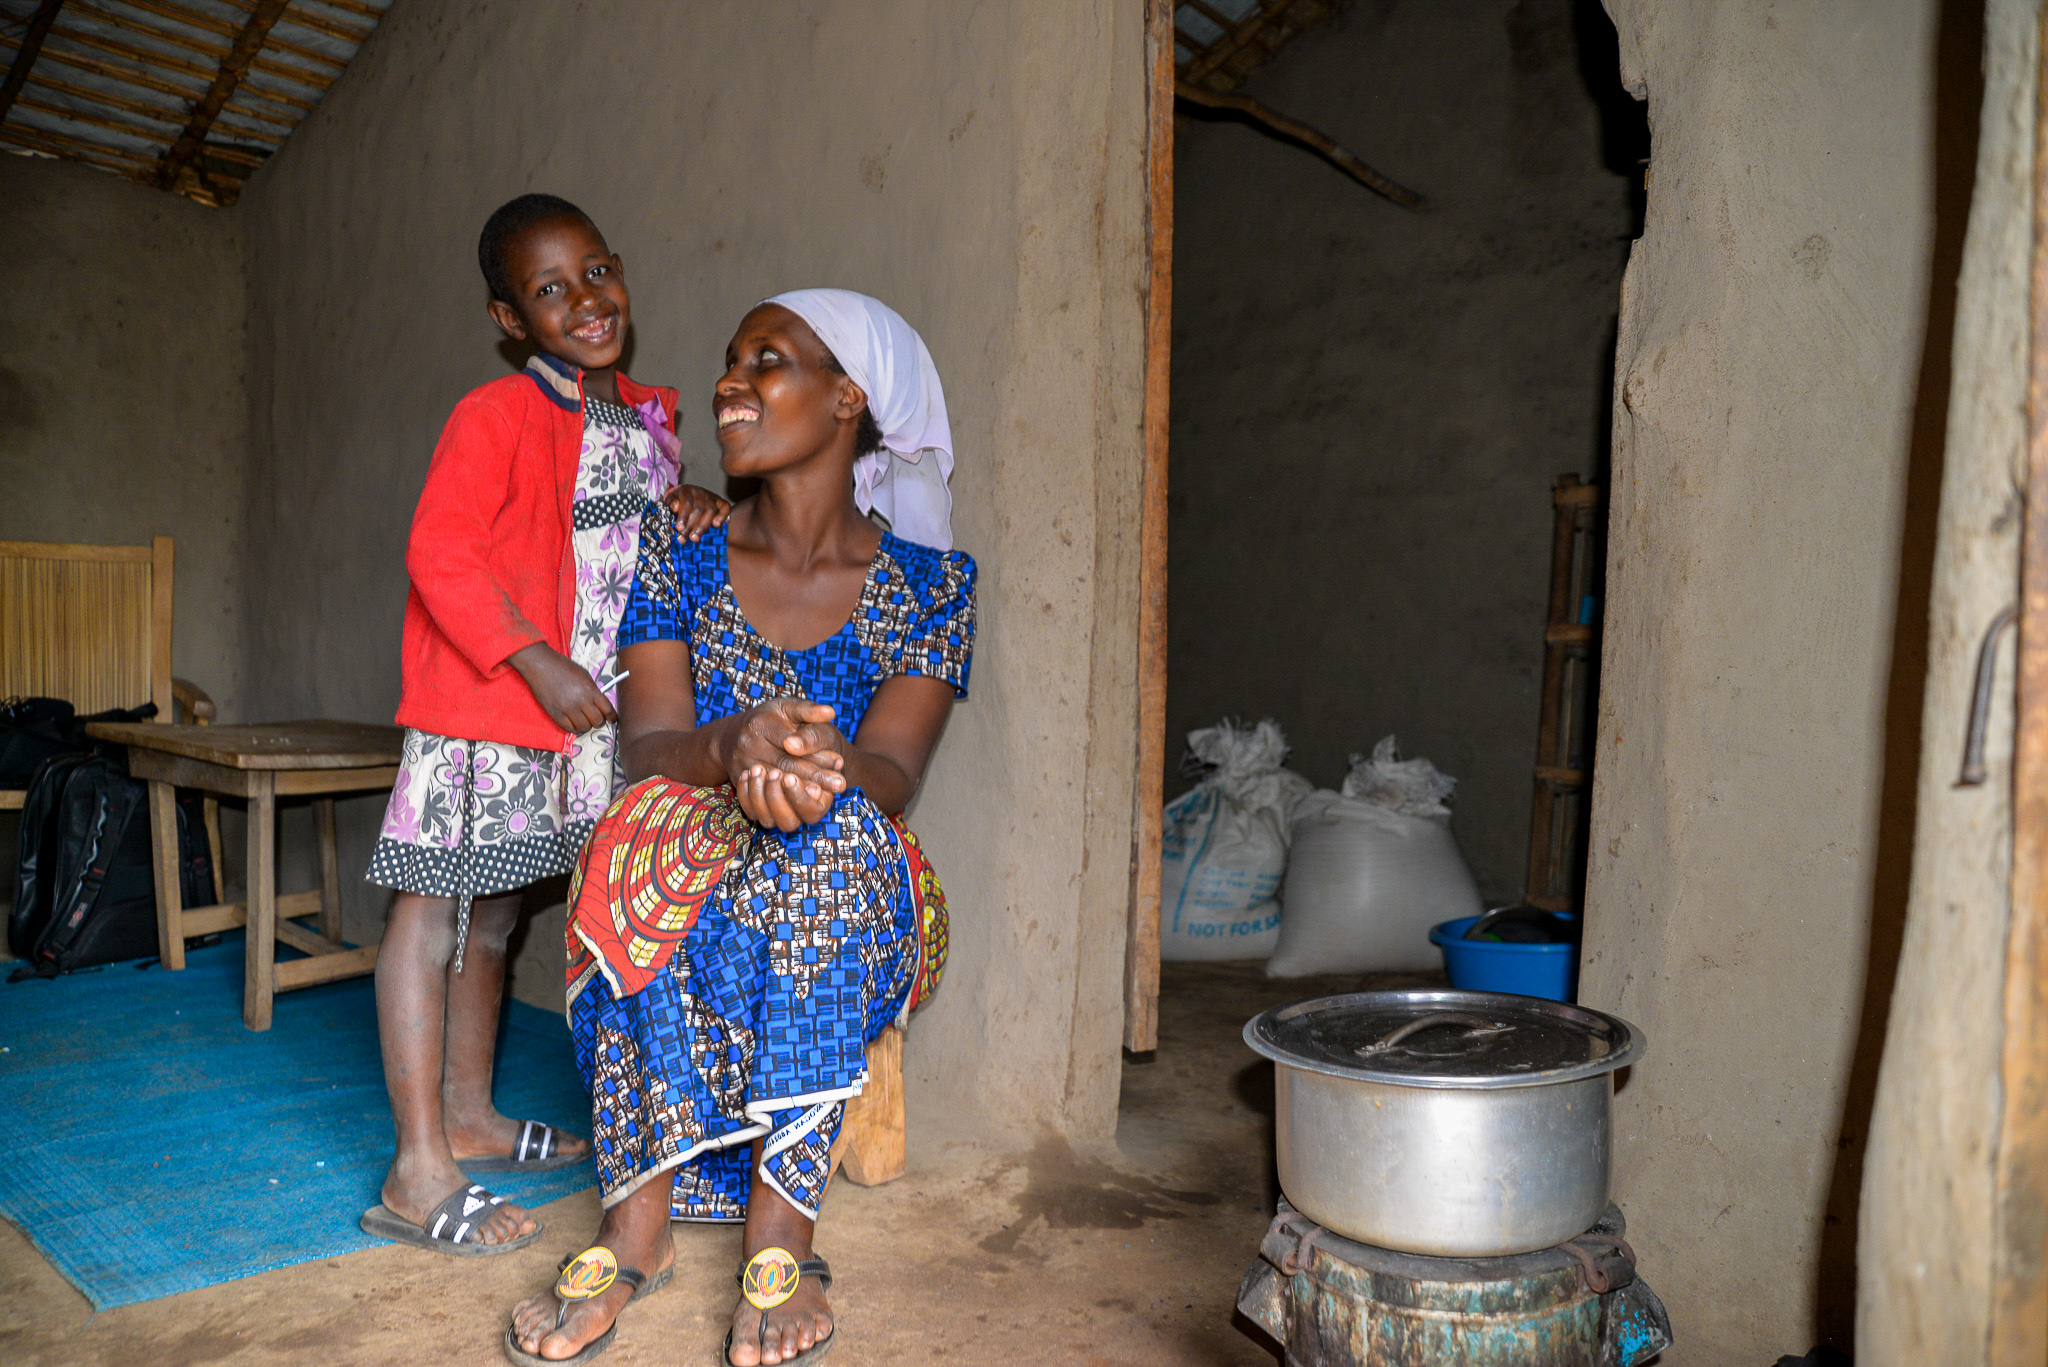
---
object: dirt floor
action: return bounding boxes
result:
[0,962,1433,1366]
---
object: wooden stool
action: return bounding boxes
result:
[830,1025,907,1186]
[85,719,403,1031]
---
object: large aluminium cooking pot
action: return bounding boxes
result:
[1244,989,1645,1258]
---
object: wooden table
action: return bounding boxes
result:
[86,720,403,1030]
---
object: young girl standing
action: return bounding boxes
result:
[358,194,726,1253]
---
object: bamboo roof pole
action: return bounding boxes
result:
[215,0,369,44]
[288,0,380,23]
[28,72,281,142]
[66,0,334,90]
[1183,0,1289,87]
[0,35,299,127]
[0,118,153,167]
[119,0,344,71]
[0,0,68,124]
[17,93,176,142]
[32,25,314,110]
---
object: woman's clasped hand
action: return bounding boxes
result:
[718,697,851,830]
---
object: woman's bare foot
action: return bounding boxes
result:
[726,1277,833,1367]
[508,1179,673,1362]
[727,1144,833,1367]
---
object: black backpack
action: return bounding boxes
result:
[0,697,81,788]
[9,751,216,977]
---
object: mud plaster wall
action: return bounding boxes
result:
[0,154,248,722]
[236,0,1148,1138]
[1579,0,1939,1359]
[1166,0,1637,902]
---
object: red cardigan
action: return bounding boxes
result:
[395,365,679,751]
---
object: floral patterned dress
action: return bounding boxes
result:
[367,394,676,932]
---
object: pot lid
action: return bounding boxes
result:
[1244,989,1646,1090]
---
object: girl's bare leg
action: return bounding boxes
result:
[727,1137,835,1367]
[441,891,590,1164]
[374,890,533,1243]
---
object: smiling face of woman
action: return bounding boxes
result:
[713,304,868,481]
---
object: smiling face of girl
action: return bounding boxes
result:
[486,215,631,378]
[713,304,869,482]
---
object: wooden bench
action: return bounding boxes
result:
[832,1024,906,1186]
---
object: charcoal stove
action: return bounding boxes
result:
[1236,1200,1672,1366]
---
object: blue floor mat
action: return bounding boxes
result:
[0,935,594,1309]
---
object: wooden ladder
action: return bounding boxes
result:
[1524,475,1604,913]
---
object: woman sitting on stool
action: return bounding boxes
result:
[506,289,973,1367]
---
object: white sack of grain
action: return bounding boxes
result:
[1266,737,1483,976]
[1159,719,1314,961]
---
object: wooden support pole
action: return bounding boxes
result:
[1991,14,2048,1360]
[156,0,291,192]
[1124,0,1175,1057]
[0,0,67,124]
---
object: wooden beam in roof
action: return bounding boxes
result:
[156,0,290,192]
[1174,79,1421,206]
[0,0,69,125]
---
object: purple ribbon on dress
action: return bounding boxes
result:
[634,398,683,488]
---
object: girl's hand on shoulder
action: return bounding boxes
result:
[507,643,617,733]
[663,484,731,542]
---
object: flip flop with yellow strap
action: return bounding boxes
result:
[502,1245,674,1367]
[721,1248,835,1366]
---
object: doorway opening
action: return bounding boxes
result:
[1127,0,1649,1045]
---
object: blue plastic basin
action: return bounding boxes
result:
[1429,913,1580,1002]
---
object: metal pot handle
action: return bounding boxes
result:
[1359,1011,1508,1054]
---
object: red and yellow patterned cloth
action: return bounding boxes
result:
[894,821,948,1016]
[566,777,950,1012]
[566,779,752,999]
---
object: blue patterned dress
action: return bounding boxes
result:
[571,515,975,1221]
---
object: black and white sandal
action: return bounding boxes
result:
[504,1246,674,1367]
[359,1182,542,1256]
[462,1119,583,1173]
[722,1249,834,1367]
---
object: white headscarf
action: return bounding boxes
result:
[763,288,955,550]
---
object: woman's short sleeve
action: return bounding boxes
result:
[899,548,977,697]
[617,501,690,649]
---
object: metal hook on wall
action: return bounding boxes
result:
[1957,604,2019,787]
